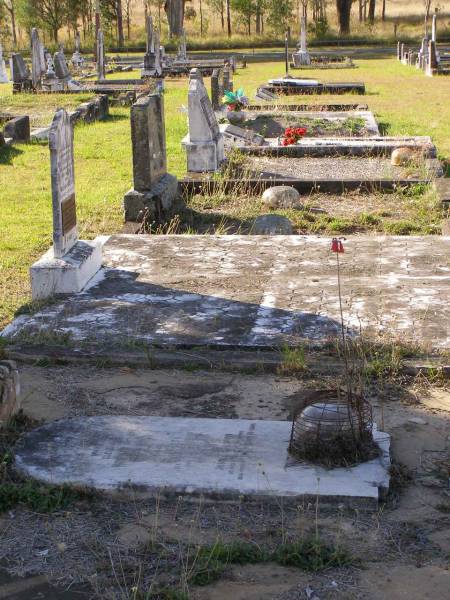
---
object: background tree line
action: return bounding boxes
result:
[0,0,418,48]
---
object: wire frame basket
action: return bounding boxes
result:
[288,389,374,466]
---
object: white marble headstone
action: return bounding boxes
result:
[188,78,220,142]
[49,110,78,258]
[0,40,8,83]
[97,30,105,79]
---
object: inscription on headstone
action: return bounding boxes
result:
[49,110,78,258]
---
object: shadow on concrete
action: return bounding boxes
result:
[9,266,349,350]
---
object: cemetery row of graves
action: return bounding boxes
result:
[0,9,449,599]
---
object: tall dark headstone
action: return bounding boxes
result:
[123,94,179,222]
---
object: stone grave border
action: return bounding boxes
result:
[263,82,366,95]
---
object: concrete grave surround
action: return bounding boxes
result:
[123,94,179,222]
[182,77,224,172]
[0,40,9,83]
[7,235,450,350]
[30,109,102,300]
[14,416,391,507]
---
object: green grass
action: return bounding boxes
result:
[187,538,353,586]
[0,58,449,328]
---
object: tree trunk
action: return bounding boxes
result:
[116,0,124,47]
[221,2,224,30]
[164,0,184,36]
[256,6,261,34]
[336,0,352,35]
[199,0,203,35]
[226,0,231,37]
[368,0,375,24]
[53,26,58,43]
[381,0,385,21]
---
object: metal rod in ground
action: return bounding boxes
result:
[285,31,289,77]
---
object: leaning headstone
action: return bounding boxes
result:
[182,77,224,172]
[0,361,21,428]
[0,40,9,83]
[53,51,71,81]
[223,64,232,92]
[211,68,222,110]
[31,28,45,88]
[123,94,179,222]
[97,29,105,80]
[292,16,311,67]
[223,124,265,146]
[11,53,30,83]
[30,109,102,300]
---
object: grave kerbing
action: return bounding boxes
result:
[30,109,102,300]
[123,93,180,222]
[182,76,225,172]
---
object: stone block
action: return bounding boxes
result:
[262,186,302,209]
[0,361,20,427]
[4,115,30,142]
[30,239,103,300]
[182,135,224,172]
[252,214,293,234]
[123,173,180,222]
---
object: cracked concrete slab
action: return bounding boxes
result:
[3,235,450,350]
[14,416,390,506]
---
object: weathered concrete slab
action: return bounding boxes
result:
[14,416,390,506]
[3,235,450,350]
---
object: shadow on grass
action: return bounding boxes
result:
[100,113,129,123]
[0,144,23,165]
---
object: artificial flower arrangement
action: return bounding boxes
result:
[222,88,249,112]
[281,126,307,146]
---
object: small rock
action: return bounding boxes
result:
[261,186,302,209]
[57,542,67,553]
[391,147,419,166]
[252,214,293,235]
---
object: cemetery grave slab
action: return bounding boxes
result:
[246,104,368,112]
[14,415,390,507]
[3,235,450,352]
[264,80,366,95]
[238,155,442,181]
[221,110,380,139]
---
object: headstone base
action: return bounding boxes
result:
[182,135,225,172]
[42,77,65,92]
[30,239,103,300]
[292,51,311,67]
[123,173,180,222]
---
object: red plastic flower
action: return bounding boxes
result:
[331,238,345,253]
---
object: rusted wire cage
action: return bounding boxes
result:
[288,389,376,467]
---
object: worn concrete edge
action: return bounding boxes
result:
[4,345,449,377]
[179,178,434,195]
